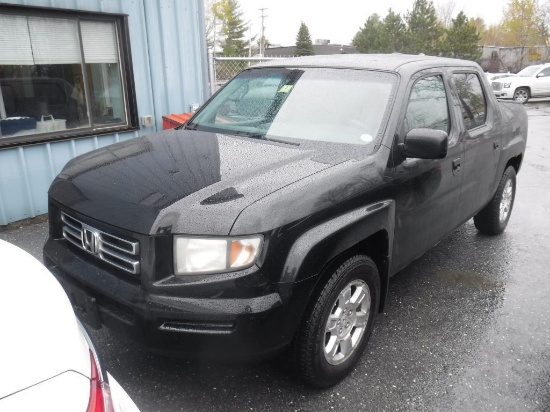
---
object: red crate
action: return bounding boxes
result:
[162,113,192,130]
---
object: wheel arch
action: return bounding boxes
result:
[281,200,395,317]
[506,153,523,174]
[514,86,531,98]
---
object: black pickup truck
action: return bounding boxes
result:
[44,54,527,388]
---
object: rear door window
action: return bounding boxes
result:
[452,73,487,130]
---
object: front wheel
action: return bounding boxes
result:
[289,255,380,388]
[513,87,530,103]
[474,166,516,235]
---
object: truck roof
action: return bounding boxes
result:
[256,53,480,73]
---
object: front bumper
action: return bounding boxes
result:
[493,90,512,99]
[44,238,308,362]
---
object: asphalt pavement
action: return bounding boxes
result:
[2,100,550,412]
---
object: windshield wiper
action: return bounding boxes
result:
[181,122,198,130]
[231,130,300,146]
[264,136,300,146]
[231,130,267,139]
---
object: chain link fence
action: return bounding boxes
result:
[208,55,290,94]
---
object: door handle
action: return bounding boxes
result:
[452,157,461,174]
[493,141,500,150]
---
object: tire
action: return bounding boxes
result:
[513,87,530,103]
[474,166,516,235]
[289,255,380,388]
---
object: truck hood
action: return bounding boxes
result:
[49,129,351,235]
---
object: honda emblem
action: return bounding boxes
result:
[81,225,100,255]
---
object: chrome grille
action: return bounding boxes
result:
[61,212,140,275]
[492,82,503,91]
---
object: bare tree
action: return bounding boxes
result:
[204,0,218,51]
[480,24,504,46]
[541,0,550,47]
[436,0,457,28]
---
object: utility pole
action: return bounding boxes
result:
[213,15,217,56]
[259,8,268,56]
[248,23,253,57]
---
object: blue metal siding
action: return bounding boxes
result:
[0,0,208,225]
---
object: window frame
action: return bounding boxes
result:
[398,72,454,146]
[0,3,139,149]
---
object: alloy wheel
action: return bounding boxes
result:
[323,280,371,365]
[499,179,513,222]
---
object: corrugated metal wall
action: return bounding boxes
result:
[0,0,208,225]
[480,46,550,73]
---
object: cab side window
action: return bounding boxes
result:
[452,73,487,130]
[538,67,550,77]
[404,75,449,135]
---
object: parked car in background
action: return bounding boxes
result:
[0,240,139,412]
[491,63,550,102]
[486,72,517,82]
[44,54,527,388]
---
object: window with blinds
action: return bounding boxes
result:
[0,6,136,147]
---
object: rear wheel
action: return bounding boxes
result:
[289,255,380,388]
[513,87,530,103]
[474,166,516,235]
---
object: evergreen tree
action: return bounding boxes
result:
[405,0,444,55]
[441,11,481,60]
[382,9,407,52]
[295,22,315,56]
[214,0,248,56]
[352,10,406,54]
[352,14,386,53]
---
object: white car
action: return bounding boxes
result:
[486,72,517,82]
[0,240,139,412]
[491,63,550,103]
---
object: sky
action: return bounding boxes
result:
[237,0,511,46]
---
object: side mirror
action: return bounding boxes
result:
[401,128,448,159]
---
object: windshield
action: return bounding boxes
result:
[517,66,541,77]
[190,67,396,146]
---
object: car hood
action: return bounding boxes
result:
[493,76,531,85]
[0,240,90,399]
[490,75,515,81]
[49,129,355,235]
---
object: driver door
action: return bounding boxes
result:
[389,71,464,273]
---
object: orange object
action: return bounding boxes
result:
[162,112,192,130]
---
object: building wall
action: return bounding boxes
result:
[480,46,550,73]
[0,0,208,225]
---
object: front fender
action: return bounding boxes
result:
[281,199,395,284]
[274,200,395,345]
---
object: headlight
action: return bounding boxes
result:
[173,236,263,275]
[503,82,512,88]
